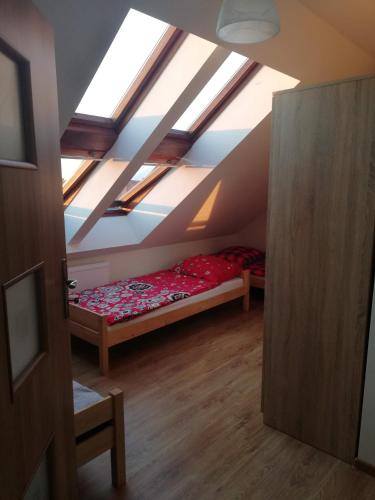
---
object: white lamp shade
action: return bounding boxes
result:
[216,0,280,44]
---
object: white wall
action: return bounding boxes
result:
[67,211,267,287]
[358,277,375,466]
[67,231,248,284]
[238,212,268,252]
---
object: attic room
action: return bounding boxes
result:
[2,0,375,498]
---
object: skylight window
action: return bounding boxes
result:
[173,52,248,131]
[76,9,169,118]
[61,158,84,185]
[104,163,171,216]
[116,164,157,200]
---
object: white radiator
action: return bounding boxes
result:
[68,262,110,292]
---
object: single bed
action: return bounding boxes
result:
[73,381,126,487]
[69,269,250,374]
[216,246,266,290]
[248,259,265,289]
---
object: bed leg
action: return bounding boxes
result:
[110,389,126,487]
[99,320,110,375]
[242,270,250,312]
[243,291,250,312]
[99,345,109,375]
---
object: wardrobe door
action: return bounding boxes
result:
[263,76,375,463]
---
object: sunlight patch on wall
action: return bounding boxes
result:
[187,180,222,231]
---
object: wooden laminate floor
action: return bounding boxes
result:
[72,293,375,500]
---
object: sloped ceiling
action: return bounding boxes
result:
[33,0,375,255]
[300,0,375,57]
[33,0,375,134]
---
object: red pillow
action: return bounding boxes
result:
[172,255,241,285]
[216,246,265,270]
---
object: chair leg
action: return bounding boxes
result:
[110,389,126,487]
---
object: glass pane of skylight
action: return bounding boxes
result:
[61,158,84,185]
[76,9,169,118]
[116,164,157,200]
[173,52,248,131]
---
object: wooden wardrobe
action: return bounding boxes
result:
[263,75,375,464]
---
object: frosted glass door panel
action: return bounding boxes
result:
[24,452,51,500]
[4,269,44,382]
[0,50,26,162]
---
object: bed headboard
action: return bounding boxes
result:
[68,262,110,291]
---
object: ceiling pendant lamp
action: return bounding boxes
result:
[216,0,280,44]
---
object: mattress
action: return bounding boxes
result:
[74,270,219,326]
[73,381,102,412]
[109,276,244,330]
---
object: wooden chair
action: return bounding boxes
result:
[74,385,126,487]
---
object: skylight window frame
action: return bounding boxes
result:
[62,60,261,163]
[61,27,184,206]
[103,164,171,217]
[177,59,260,138]
[63,159,98,207]
[61,21,261,215]
[72,26,185,130]
[75,10,174,119]
[61,115,116,160]
[112,26,183,124]
[61,60,261,207]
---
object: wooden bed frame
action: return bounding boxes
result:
[74,387,126,487]
[248,274,265,317]
[69,270,250,375]
[250,274,265,289]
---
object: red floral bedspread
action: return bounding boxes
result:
[248,259,265,277]
[73,271,218,326]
